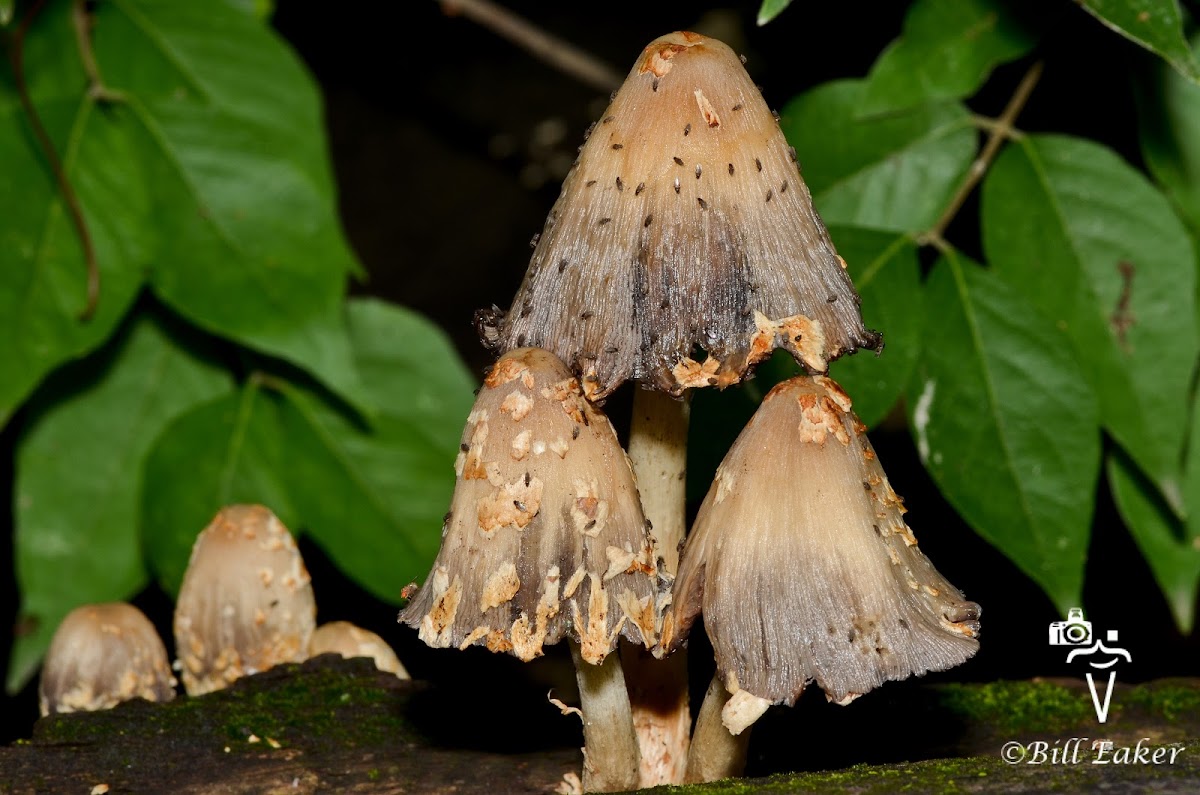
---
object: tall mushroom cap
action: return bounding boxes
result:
[39,602,176,716]
[478,32,881,400]
[399,348,661,664]
[174,504,316,695]
[668,375,980,708]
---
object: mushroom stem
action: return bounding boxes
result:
[627,388,690,573]
[625,388,691,785]
[570,641,641,793]
[685,673,752,783]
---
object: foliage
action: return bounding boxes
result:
[2,0,474,693]
[6,0,1200,698]
[758,0,1200,631]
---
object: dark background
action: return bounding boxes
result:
[2,0,1197,757]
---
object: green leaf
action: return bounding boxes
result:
[780,79,976,233]
[826,227,922,428]
[141,384,295,597]
[0,0,14,26]
[757,0,793,26]
[223,0,274,20]
[981,135,1199,516]
[80,0,369,414]
[0,2,146,426]
[8,310,230,693]
[860,0,1037,117]
[276,299,477,603]
[1108,452,1200,634]
[1138,32,1200,236]
[911,253,1100,613]
[1077,0,1200,84]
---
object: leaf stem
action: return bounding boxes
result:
[919,61,1043,247]
[433,0,622,93]
[7,0,100,321]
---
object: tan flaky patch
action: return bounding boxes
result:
[418,567,463,648]
[480,563,521,611]
[477,475,544,534]
[571,479,610,537]
[671,355,721,388]
[751,311,829,373]
[500,390,535,422]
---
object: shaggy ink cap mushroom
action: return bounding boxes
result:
[669,375,980,727]
[311,621,410,679]
[478,32,881,400]
[399,347,661,662]
[39,602,176,716]
[174,504,316,696]
[400,347,660,792]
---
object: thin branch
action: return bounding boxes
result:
[919,61,1044,247]
[8,0,100,321]
[435,0,622,93]
[72,0,123,102]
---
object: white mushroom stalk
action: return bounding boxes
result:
[669,375,981,781]
[39,602,176,716]
[174,505,316,696]
[399,348,661,792]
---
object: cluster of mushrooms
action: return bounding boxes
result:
[399,31,981,792]
[39,504,407,717]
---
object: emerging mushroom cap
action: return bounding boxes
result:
[399,348,661,664]
[310,621,409,679]
[669,375,980,708]
[39,602,176,716]
[174,505,316,695]
[478,32,880,400]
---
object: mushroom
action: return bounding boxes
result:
[398,347,661,792]
[174,504,316,696]
[477,31,880,400]
[310,621,410,679]
[474,32,881,783]
[39,602,176,716]
[668,375,981,782]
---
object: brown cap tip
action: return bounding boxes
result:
[173,505,315,695]
[670,375,979,707]
[478,32,881,400]
[39,602,176,716]
[399,348,662,664]
[310,621,410,679]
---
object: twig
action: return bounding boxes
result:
[435,0,622,93]
[919,61,1044,248]
[7,0,100,321]
[72,0,123,102]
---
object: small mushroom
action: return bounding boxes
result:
[399,348,661,792]
[173,504,316,696]
[310,621,409,679]
[39,602,176,716]
[668,375,981,781]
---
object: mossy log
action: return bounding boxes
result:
[2,654,1197,793]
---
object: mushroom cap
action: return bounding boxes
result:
[173,504,316,695]
[478,31,880,401]
[310,621,409,679]
[399,348,661,665]
[669,375,980,706]
[39,602,176,716]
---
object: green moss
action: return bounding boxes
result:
[1120,680,1200,725]
[35,658,418,751]
[935,680,1094,734]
